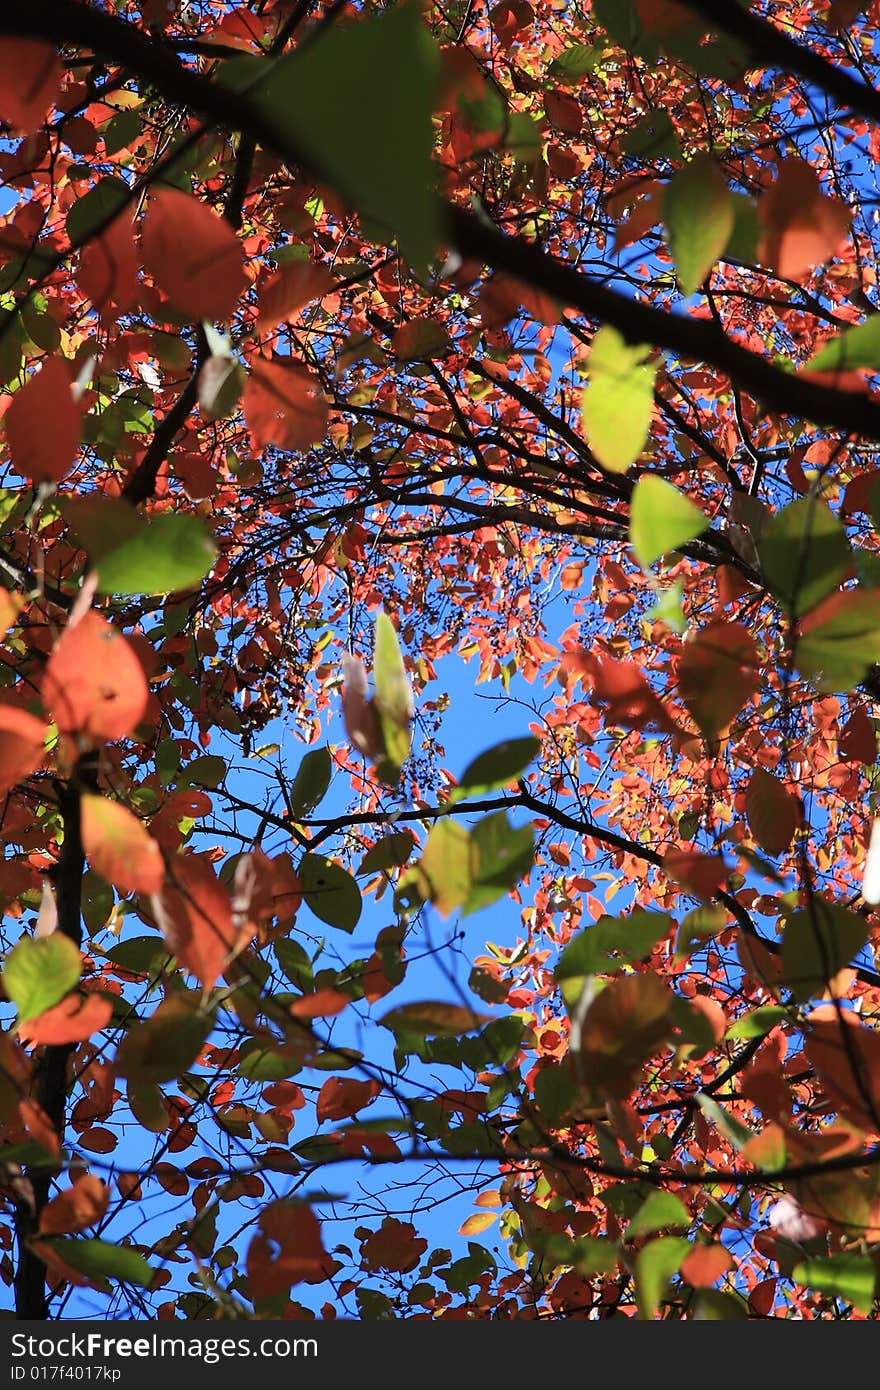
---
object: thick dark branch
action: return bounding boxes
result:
[448,207,880,441]
[14,765,93,1320]
[679,0,880,127]
[7,1,880,445]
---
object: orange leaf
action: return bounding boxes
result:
[459,1211,498,1236]
[745,768,799,856]
[151,853,237,990]
[243,357,328,451]
[42,612,149,743]
[5,356,81,485]
[19,993,113,1046]
[316,1076,380,1123]
[680,1242,734,1288]
[19,1098,61,1156]
[81,794,164,896]
[0,704,46,794]
[289,988,350,1020]
[38,1174,109,1236]
[0,40,60,133]
[77,215,139,314]
[246,1201,335,1297]
[141,188,245,322]
[255,261,334,331]
[758,157,851,281]
[590,656,679,736]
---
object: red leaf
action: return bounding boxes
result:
[141,188,245,322]
[805,1005,880,1133]
[663,849,728,900]
[758,158,851,281]
[360,1218,428,1274]
[42,612,149,743]
[151,853,238,990]
[545,90,583,135]
[76,215,139,314]
[316,1077,381,1124]
[255,261,334,331]
[246,1201,335,1297]
[0,704,46,793]
[745,769,800,856]
[840,705,876,763]
[678,621,760,738]
[38,1174,109,1236]
[5,357,81,485]
[243,357,328,451]
[81,794,165,896]
[19,994,113,1046]
[0,40,60,133]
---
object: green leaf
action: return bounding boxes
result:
[793,1254,876,1314]
[526,1229,619,1275]
[102,109,141,157]
[808,315,880,373]
[723,193,761,264]
[620,110,679,160]
[238,1041,302,1081]
[629,476,709,569]
[692,1289,749,1320]
[781,900,868,1002]
[797,588,880,691]
[380,1001,488,1037]
[250,5,440,269]
[290,746,333,818]
[758,498,849,617]
[548,44,603,83]
[182,754,226,789]
[635,1237,690,1319]
[625,1190,690,1239]
[557,911,671,1001]
[455,736,540,800]
[2,934,81,1022]
[41,1238,155,1290]
[300,853,362,933]
[725,1004,788,1041]
[463,812,534,915]
[674,904,727,963]
[417,819,472,917]
[663,156,734,296]
[581,326,657,473]
[372,612,413,783]
[98,514,216,596]
[358,832,415,876]
[116,995,212,1084]
[66,177,129,247]
[696,1094,754,1150]
[106,936,169,976]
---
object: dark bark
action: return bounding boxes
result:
[14,766,94,1320]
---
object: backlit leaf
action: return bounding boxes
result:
[2,934,81,1022]
[582,326,656,473]
[630,476,708,569]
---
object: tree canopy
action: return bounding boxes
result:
[2,0,880,1322]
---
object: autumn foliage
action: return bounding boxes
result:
[2,0,880,1323]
